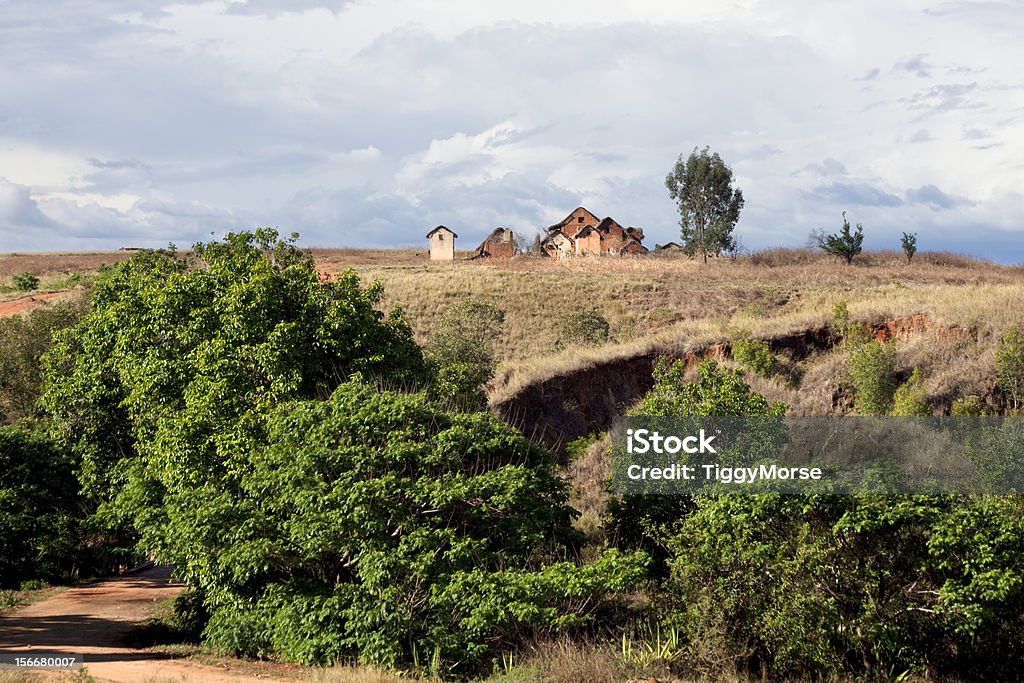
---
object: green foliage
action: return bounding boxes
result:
[0,303,82,424]
[0,425,82,587]
[813,212,864,265]
[665,146,744,263]
[901,232,918,263]
[847,341,897,415]
[41,228,429,573]
[830,300,869,348]
[731,339,777,378]
[632,359,786,419]
[610,360,785,571]
[995,325,1024,411]
[560,308,610,346]
[12,272,39,292]
[951,395,989,416]
[891,367,929,416]
[426,298,505,411]
[192,380,646,675]
[664,494,1024,679]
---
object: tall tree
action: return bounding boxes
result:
[665,146,745,263]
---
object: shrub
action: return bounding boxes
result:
[731,339,777,377]
[831,300,869,349]
[0,303,82,424]
[560,308,610,346]
[664,494,1024,679]
[952,395,989,416]
[12,272,39,292]
[901,232,918,263]
[0,426,82,587]
[425,298,505,410]
[610,360,785,572]
[41,229,430,584]
[995,325,1024,411]
[196,380,647,675]
[891,367,929,416]
[846,341,897,415]
[811,212,863,264]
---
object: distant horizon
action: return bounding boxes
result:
[2,2,1022,260]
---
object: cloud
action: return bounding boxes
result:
[894,54,933,78]
[800,158,847,176]
[909,129,934,143]
[905,184,965,210]
[0,177,55,229]
[903,83,980,112]
[809,182,904,207]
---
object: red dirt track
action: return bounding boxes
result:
[0,566,292,681]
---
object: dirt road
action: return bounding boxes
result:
[0,566,295,682]
[0,292,70,317]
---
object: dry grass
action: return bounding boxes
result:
[302,665,428,682]
[0,252,131,279]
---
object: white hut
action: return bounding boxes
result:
[426,225,457,261]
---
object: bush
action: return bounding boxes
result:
[847,341,897,415]
[995,325,1024,411]
[0,303,82,424]
[0,426,82,587]
[196,380,647,675]
[831,300,869,349]
[41,229,430,585]
[731,339,777,377]
[952,395,989,416]
[12,272,39,292]
[559,308,610,346]
[664,494,1024,679]
[425,298,505,410]
[901,232,918,263]
[811,212,863,265]
[610,360,785,572]
[891,367,929,416]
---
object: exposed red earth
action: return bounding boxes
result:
[0,566,297,682]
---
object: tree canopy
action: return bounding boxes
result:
[665,146,745,263]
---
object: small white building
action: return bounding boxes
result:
[426,225,457,261]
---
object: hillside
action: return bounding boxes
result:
[5,246,1023,430]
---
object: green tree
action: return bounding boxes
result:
[0,425,82,586]
[995,325,1024,411]
[813,212,864,264]
[610,360,785,571]
[891,367,929,416]
[41,229,428,561]
[847,341,897,415]
[197,379,646,674]
[12,272,39,292]
[0,302,82,424]
[665,146,745,263]
[560,307,610,346]
[425,298,504,410]
[901,231,918,263]
[39,231,645,674]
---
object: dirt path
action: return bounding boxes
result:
[0,291,71,317]
[0,566,295,682]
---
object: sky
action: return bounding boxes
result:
[1,0,1023,260]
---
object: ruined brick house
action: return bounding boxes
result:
[472,227,516,259]
[539,207,648,258]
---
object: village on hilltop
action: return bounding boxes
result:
[427,206,672,261]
